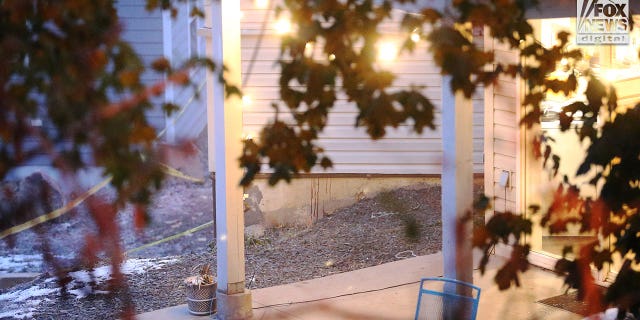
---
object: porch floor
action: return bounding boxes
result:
[137,252,582,320]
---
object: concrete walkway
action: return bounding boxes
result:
[137,252,582,320]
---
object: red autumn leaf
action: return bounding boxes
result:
[134,205,147,232]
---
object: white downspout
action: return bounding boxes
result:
[162,10,176,144]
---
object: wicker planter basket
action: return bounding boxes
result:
[185,276,217,316]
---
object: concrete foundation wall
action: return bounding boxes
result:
[244,175,440,228]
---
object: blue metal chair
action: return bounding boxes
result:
[414,277,481,320]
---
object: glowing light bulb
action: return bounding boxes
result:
[242,95,253,107]
[560,58,568,66]
[274,17,292,35]
[254,0,269,9]
[410,31,420,43]
[243,132,256,141]
[328,53,336,61]
[377,41,398,62]
[602,69,617,82]
[304,42,314,57]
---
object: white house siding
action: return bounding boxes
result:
[168,1,208,141]
[240,0,484,175]
[116,1,166,132]
[16,3,166,167]
[7,3,167,180]
[484,35,520,213]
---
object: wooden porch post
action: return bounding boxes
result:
[209,1,252,319]
[441,73,474,285]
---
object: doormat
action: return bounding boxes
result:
[538,290,604,317]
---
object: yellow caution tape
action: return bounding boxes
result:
[0,177,112,240]
[0,162,204,239]
[125,221,213,255]
[159,163,205,183]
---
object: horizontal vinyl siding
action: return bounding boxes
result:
[243,110,485,127]
[116,0,166,133]
[614,76,640,110]
[240,0,483,174]
[486,35,520,212]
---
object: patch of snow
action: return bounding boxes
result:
[0,286,57,302]
[67,257,178,286]
[68,285,91,299]
[0,253,74,273]
[0,254,43,273]
[68,285,110,299]
[122,257,177,274]
[0,257,178,318]
[0,309,35,319]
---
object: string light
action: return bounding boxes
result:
[242,95,253,107]
[304,42,314,57]
[410,30,420,43]
[243,132,256,141]
[254,0,269,9]
[602,69,618,82]
[274,17,292,35]
[377,41,398,62]
[328,53,336,61]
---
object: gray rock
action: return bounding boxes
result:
[243,185,264,226]
[0,172,66,229]
[244,224,265,239]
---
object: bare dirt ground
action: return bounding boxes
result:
[0,177,483,319]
